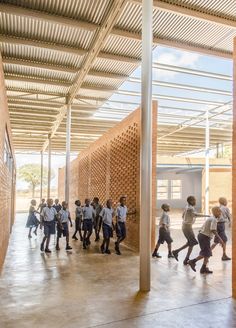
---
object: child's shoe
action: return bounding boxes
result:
[188,260,196,272]
[100,244,105,254]
[72,235,78,240]
[183,258,189,265]
[222,255,231,261]
[105,249,111,254]
[66,245,72,250]
[45,248,51,253]
[172,250,179,262]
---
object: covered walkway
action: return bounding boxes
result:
[0,213,235,328]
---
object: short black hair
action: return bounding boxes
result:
[187,196,196,205]
[93,197,99,202]
[119,196,126,203]
[161,203,170,211]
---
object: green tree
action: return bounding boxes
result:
[18,164,55,198]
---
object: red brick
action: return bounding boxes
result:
[59,102,157,251]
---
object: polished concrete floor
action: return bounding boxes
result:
[0,213,235,328]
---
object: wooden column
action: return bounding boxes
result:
[232,37,236,298]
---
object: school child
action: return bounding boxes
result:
[115,196,128,255]
[99,199,115,254]
[172,196,209,265]
[211,197,231,261]
[82,198,95,249]
[152,204,174,258]
[92,197,103,241]
[72,200,83,241]
[26,199,40,238]
[188,206,224,274]
[56,201,73,251]
[53,199,62,213]
[40,198,58,253]
[37,198,46,214]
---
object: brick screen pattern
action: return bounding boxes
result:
[59,102,157,250]
[0,54,15,270]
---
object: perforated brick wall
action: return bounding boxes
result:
[59,102,157,250]
[0,54,15,270]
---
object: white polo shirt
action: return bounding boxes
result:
[116,205,128,223]
[41,206,57,222]
[82,205,94,220]
[100,207,114,227]
[59,209,70,223]
[159,211,170,228]
[200,216,217,239]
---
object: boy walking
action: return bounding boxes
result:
[82,199,95,249]
[56,201,73,251]
[40,199,57,253]
[92,197,103,241]
[172,196,209,265]
[115,196,128,255]
[100,199,115,254]
[211,197,231,261]
[72,200,83,241]
[152,204,174,259]
[188,206,224,274]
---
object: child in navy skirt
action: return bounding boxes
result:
[188,206,224,274]
[26,199,40,238]
[211,197,231,261]
[152,204,174,259]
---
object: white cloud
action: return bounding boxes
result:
[153,50,201,80]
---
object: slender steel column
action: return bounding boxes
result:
[47,134,51,200]
[65,103,71,204]
[140,0,153,292]
[40,151,43,201]
[205,109,210,215]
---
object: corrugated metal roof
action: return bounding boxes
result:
[0,0,233,154]
[162,0,236,20]
[0,0,113,24]
[0,43,85,68]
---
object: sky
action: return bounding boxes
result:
[16,45,233,190]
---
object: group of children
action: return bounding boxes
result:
[26,194,232,274]
[26,196,130,255]
[152,196,231,274]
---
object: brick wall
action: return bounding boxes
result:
[0,54,15,270]
[59,102,157,250]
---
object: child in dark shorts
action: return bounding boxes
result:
[188,206,224,274]
[56,201,73,251]
[172,196,209,265]
[91,197,103,241]
[72,200,83,241]
[82,198,95,249]
[152,204,174,259]
[211,197,231,261]
[100,199,115,254]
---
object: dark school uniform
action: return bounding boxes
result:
[75,206,83,230]
[100,207,114,239]
[214,205,231,244]
[53,203,62,213]
[41,206,57,237]
[198,216,218,258]
[116,205,127,238]
[82,205,94,233]
[57,209,70,238]
[157,211,173,245]
[182,205,204,247]
[26,205,40,228]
